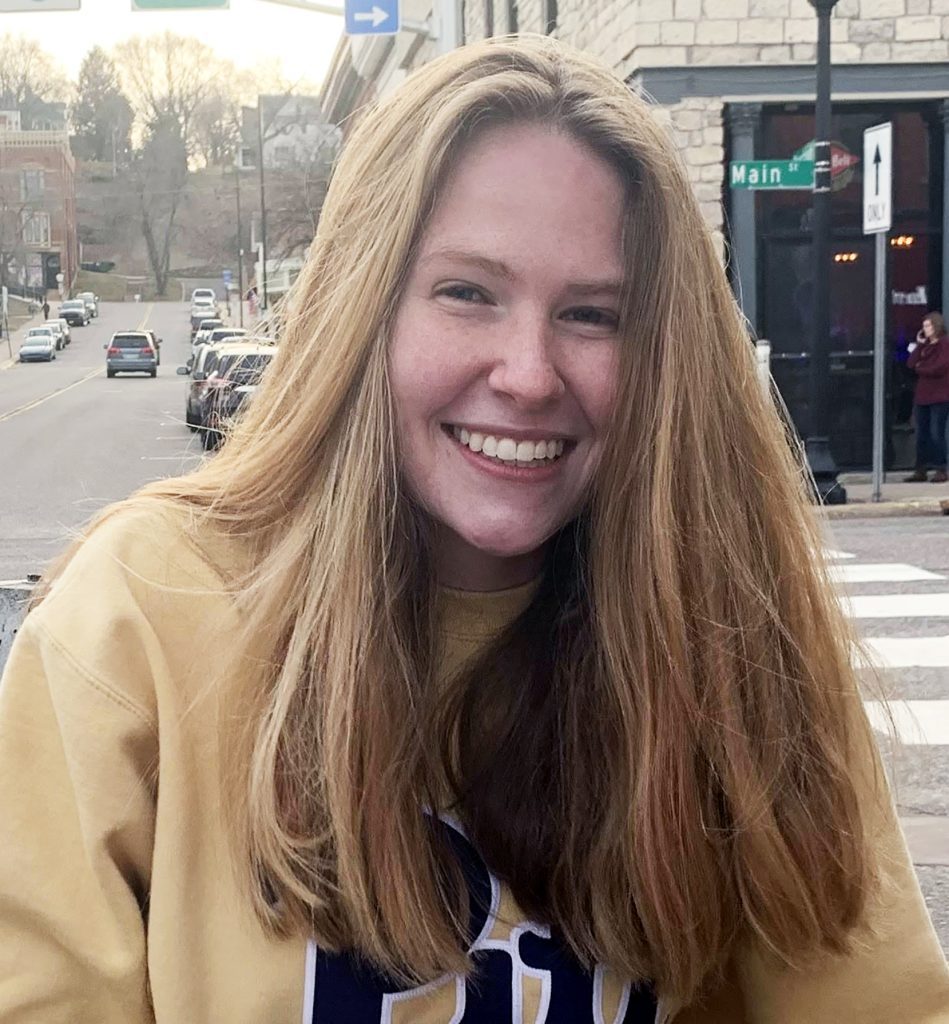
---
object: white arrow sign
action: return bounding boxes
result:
[863,122,892,235]
[354,3,387,25]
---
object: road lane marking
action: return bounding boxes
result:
[140,455,200,461]
[840,593,949,619]
[864,699,949,746]
[855,635,949,669]
[137,303,154,330]
[0,367,103,423]
[832,563,945,584]
[825,548,855,560]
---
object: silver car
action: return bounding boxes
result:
[19,329,57,362]
[105,332,158,378]
[41,321,66,350]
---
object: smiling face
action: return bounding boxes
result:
[388,123,626,591]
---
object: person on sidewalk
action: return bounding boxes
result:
[904,311,949,483]
[41,300,50,320]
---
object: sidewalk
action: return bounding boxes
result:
[0,299,46,370]
[825,473,949,519]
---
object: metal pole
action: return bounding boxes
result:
[871,230,886,501]
[436,0,463,53]
[235,166,244,328]
[804,0,845,504]
[257,99,268,312]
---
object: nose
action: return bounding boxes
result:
[486,314,565,409]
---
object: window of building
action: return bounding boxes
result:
[507,0,518,31]
[543,0,557,33]
[20,170,45,200]
[484,0,494,35]
[273,145,292,167]
[21,211,51,247]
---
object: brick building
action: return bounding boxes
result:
[0,112,79,298]
[321,1,949,470]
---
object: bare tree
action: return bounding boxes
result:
[0,34,69,109]
[114,33,232,160]
[131,114,188,295]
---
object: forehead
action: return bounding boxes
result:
[418,123,626,274]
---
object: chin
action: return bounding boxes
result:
[454,520,559,561]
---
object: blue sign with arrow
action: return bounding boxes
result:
[345,0,399,34]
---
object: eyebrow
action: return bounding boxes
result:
[418,246,624,297]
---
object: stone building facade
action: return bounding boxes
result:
[321,1,948,469]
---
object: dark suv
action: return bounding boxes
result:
[196,345,274,449]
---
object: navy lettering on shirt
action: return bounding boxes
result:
[305,818,657,1023]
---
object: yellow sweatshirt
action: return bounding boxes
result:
[0,502,947,1023]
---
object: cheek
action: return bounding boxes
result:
[571,345,619,439]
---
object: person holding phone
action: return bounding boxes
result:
[904,311,949,483]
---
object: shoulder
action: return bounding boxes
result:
[26,500,251,715]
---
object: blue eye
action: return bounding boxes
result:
[563,307,618,329]
[437,284,487,303]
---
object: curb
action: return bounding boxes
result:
[822,499,949,520]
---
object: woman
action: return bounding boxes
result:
[0,37,947,1024]
[904,311,949,483]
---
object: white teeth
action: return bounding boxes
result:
[497,439,517,461]
[449,426,566,464]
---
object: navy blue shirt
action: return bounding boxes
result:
[305,817,657,1023]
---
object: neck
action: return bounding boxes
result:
[434,526,546,592]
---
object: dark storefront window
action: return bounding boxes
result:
[748,103,942,470]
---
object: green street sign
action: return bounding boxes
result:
[729,159,814,191]
[132,0,227,8]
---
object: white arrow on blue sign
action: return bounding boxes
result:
[345,0,399,34]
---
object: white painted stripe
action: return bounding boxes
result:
[832,562,945,584]
[864,699,949,746]
[841,592,949,619]
[301,939,317,1024]
[855,635,949,669]
[825,548,855,560]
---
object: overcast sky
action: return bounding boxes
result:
[3,0,344,89]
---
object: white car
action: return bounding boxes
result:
[19,329,57,362]
[41,320,67,350]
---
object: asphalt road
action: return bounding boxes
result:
[0,300,202,580]
[1,316,947,955]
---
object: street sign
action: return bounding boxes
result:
[0,0,79,8]
[345,0,399,34]
[223,269,233,285]
[863,122,892,235]
[729,159,814,191]
[132,0,226,9]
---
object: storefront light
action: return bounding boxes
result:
[833,252,858,263]
[890,235,916,248]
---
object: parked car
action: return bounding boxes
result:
[47,318,71,345]
[192,344,275,449]
[191,287,216,304]
[179,342,226,430]
[105,331,158,377]
[205,326,249,347]
[41,320,67,350]
[190,302,218,335]
[193,318,224,347]
[19,329,57,362]
[77,292,99,318]
[59,299,90,326]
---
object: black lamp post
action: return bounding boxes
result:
[805,0,846,504]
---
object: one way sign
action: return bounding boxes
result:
[345,0,399,34]
[863,122,892,235]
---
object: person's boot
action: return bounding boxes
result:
[904,469,929,482]
[931,469,948,483]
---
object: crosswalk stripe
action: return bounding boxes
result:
[864,699,949,746]
[841,593,949,619]
[856,635,949,669]
[832,563,946,584]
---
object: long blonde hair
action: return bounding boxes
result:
[49,36,885,1007]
